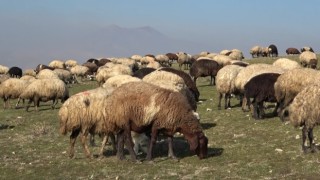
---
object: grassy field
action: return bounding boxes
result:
[1,55,320,179]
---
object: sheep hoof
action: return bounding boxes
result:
[302,147,311,154]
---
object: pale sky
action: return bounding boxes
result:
[1,0,319,69]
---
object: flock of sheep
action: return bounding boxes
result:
[0,44,319,162]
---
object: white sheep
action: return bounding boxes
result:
[36,69,60,79]
[299,51,318,69]
[65,59,78,68]
[216,65,245,109]
[19,78,69,111]
[0,78,30,108]
[272,58,301,70]
[48,60,66,69]
[213,55,233,67]
[0,65,9,74]
[96,64,133,86]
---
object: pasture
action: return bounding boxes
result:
[1,55,320,179]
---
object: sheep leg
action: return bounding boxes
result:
[15,97,21,108]
[123,128,138,162]
[272,103,280,117]
[252,99,259,120]
[257,101,264,119]
[308,128,318,153]
[69,129,80,158]
[116,131,125,160]
[241,96,248,112]
[146,128,158,161]
[225,93,230,109]
[52,99,58,109]
[80,132,92,158]
[167,136,177,160]
[99,134,108,157]
[25,99,33,112]
[218,93,222,110]
[193,77,197,86]
[302,126,310,153]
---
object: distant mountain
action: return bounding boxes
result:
[0,24,206,69]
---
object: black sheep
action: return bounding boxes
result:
[189,59,221,86]
[132,67,156,79]
[8,66,22,78]
[159,67,200,102]
[244,73,281,119]
[268,44,278,57]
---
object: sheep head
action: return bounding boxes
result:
[184,131,208,159]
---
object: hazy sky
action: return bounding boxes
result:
[1,0,320,69]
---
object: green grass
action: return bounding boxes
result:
[1,57,320,179]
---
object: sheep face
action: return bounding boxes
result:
[184,131,208,159]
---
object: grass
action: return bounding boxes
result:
[1,56,320,179]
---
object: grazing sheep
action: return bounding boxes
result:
[8,66,22,78]
[35,64,55,74]
[165,53,179,64]
[96,64,133,86]
[0,65,9,74]
[140,56,156,66]
[59,87,116,158]
[220,50,232,56]
[0,78,30,108]
[146,60,162,69]
[301,46,314,53]
[54,69,74,84]
[286,48,300,55]
[216,65,244,109]
[228,49,244,60]
[299,51,318,69]
[177,52,192,70]
[244,73,281,119]
[274,68,320,119]
[131,54,143,62]
[282,84,320,153]
[111,58,139,72]
[250,46,262,58]
[132,67,156,79]
[86,58,99,66]
[234,63,285,111]
[104,82,208,161]
[260,47,270,57]
[48,60,66,69]
[158,67,200,102]
[268,44,278,57]
[190,59,221,86]
[36,69,59,79]
[143,70,197,111]
[82,62,98,75]
[20,78,69,111]
[272,58,301,70]
[155,54,171,66]
[65,59,78,68]
[70,65,90,82]
[98,58,111,67]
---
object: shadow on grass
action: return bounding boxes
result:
[201,122,216,130]
[0,124,15,130]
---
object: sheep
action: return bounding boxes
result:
[8,66,22,78]
[70,65,90,82]
[281,84,320,153]
[53,69,74,84]
[165,53,179,64]
[132,67,156,79]
[260,47,270,57]
[111,58,139,72]
[228,50,244,60]
[274,68,320,119]
[206,53,218,59]
[48,60,66,69]
[0,65,9,74]
[216,65,244,110]
[98,58,111,67]
[0,78,30,109]
[143,70,197,111]
[59,86,116,158]
[234,63,285,111]
[286,48,300,55]
[158,67,200,102]
[82,62,98,76]
[102,81,208,161]
[299,51,318,69]
[220,50,232,56]
[23,69,36,77]
[131,54,143,62]
[0,74,10,84]
[301,46,314,53]
[35,64,54,74]
[146,60,162,69]
[244,73,281,119]
[86,58,99,66]
[95,64,133,86]
[250,46,262,58]
[155,54,171,66]
[189,59,221,86]
[140,56,156,66]
[272,58,301,70]
[268,44,278,57]
[102,75,141,89]
[213,55,233,66]
[19,78,69,111]
[226,60,249,67]
[20,75,36,82]
[36,69,59,79]
[177,52,192,70]
[65,59,78,68]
